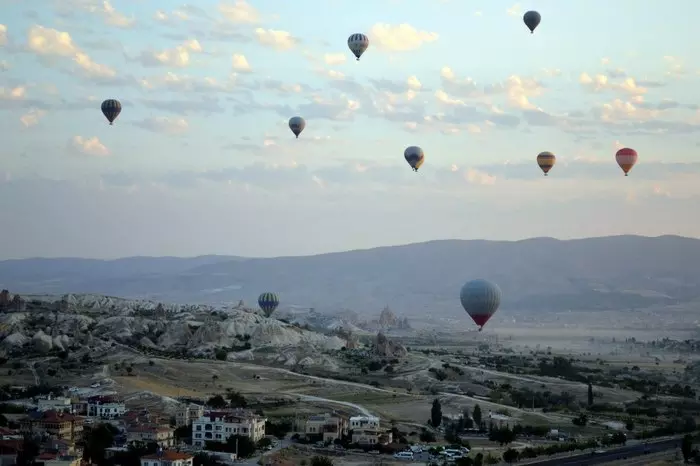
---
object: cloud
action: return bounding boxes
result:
[485,75,544,110]
[139,72,236,93]
[254,28,297,51]
[153,8,191,23]
[323,53,346,66]
[0,86,25,100]
[231,54,251,72]
[69,136,109,156]
[26,25,117,79]
[20,109,47,128]
[579,72,658,96]
[134,117,189,135]
[663,56,685,77]
[219,1,260,24]
[369,23,438,51]
[136,40,203,67]
[96,1,135,28]
[506,4,522,16]
[0,24,6,46]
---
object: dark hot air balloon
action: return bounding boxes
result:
[101,99,121,125]
[537,151,556,176]
[404,146,425,172]
[615,148,638,176]
[288,116,306,138]
[523,11,541,34]
[258,292,280,317]
[460,279,502,331]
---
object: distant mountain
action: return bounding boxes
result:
[1,235,699,315]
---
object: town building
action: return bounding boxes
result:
[349,415,388,445]
[126,425,175,447]
[191,410,266,448]
[175,404,204,428]
[35,452,81,466]
[38,395,74,413]
[19,411,84,444]
[86,395,126,419]
[303,413,348,442]
[0,439,22,466]
[140,450,194,466]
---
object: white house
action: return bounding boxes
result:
[38,395,73,413]
[191,410,266,448]
[349,415,387,445]
[140,451,193,466]
[86,395,126,419]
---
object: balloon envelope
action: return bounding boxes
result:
[523,10,541,33]
[101,99,121,125]
[348,33,369,60]
[404,146,425,171]
[258,292,280,317]
[615,147,638,176]
[537,151,556,175]
[460,279,502,330]
[289,116,306,138]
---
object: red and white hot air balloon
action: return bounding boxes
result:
[615,147,638,176]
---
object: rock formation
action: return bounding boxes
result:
[373,332,407,358]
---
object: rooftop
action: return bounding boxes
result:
[141,451,193,461]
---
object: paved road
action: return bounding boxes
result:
[523,438,678,465]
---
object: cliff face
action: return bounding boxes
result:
[378,306,411,330]
[373,332,407,358]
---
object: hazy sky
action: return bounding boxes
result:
[1,0,700,259]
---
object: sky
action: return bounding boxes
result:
[1,0,700,259]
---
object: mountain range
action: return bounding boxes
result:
[1,235,699,316]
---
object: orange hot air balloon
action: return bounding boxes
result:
[536,151,556,176]
[615,148,638,176]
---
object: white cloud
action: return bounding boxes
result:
[0,86,25,100]
[27,25,116,79]
[138,117,189,135]
[20,109,47,128]
[153,8,189,22]
[406,76,421,90]
[231,54,251,72]
[506,4,522,16]
[254,29,297,51]
[99,1,135,28]
[579,72,647,95]
[323,53,346,66]
[486,75,543,110]
[70,136,109,156]
[369,23,438,51]
[465,168,496,185]
[219,1,260,23]
[0,24,6,46]
[139,40,203,67]
[140,72,235,92]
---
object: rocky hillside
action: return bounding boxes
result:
[0,294,349,369]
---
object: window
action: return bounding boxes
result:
[195,425,201,431]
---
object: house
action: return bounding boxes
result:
[38,395,74,413]
[175,405,204,428]
[0,427,22,440]
[126,425,175,447]
[19,411,84,444]
[191,410,266,448]
[303,414,348,442]
[349,415,387,445]
[34,453,81,466]
[86,396,126,419]
[41,438,82,457]
[0,439,22,466]
[140,451,194,466]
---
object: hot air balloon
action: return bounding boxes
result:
[404,146,425,172]
[258,292,279,318]
[347,33,369,61]
[616,148,637,176]
[537,151,556,176]
[101,99,122,125]
[460,279,502,331]
[288,116,306,138]
[523,11,541,34]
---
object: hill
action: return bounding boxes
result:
[1,235,699,315]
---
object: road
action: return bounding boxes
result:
[284,393,373,416]
[522,438,678,465]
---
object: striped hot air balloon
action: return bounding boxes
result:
[537,151,556,176]
[404,146,425,172]
[616,147,638,176]
[460,279,502,331]
[258,292,280,317]
[347,33,369,61]
[101,99,122,125]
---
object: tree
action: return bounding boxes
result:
[84,423,117,463]
[587,382,594,406]
[207,395,228,409]
[266,420,293,439]
[194,452,221,466]
[681,433,693,463]
[502,448,519,464]
[572,413,588,426]
[310,456,334,466]
[455,458,474,466]
[226,389,247,408]
[174,424,192,442]
[15,435,40,466]
[474,452,484,466]
[430,398,442,428]
[472,404,482,429]
[126,366,133,375]
[419,430,436,442]
[625,419,635,431]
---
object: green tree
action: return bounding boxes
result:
[431,398,442,428]
[625,419,635,431]
[207,394,228,409]
[83,423,117,463]
[472,404,482,429]
[310,456,334,466]
[502,448,519,464]
[681,433,693,463]
[15,436,40,466]
[174,424,192,442]
[474,452,484,466]
[587,382,594,406]
[193,453,221,466]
